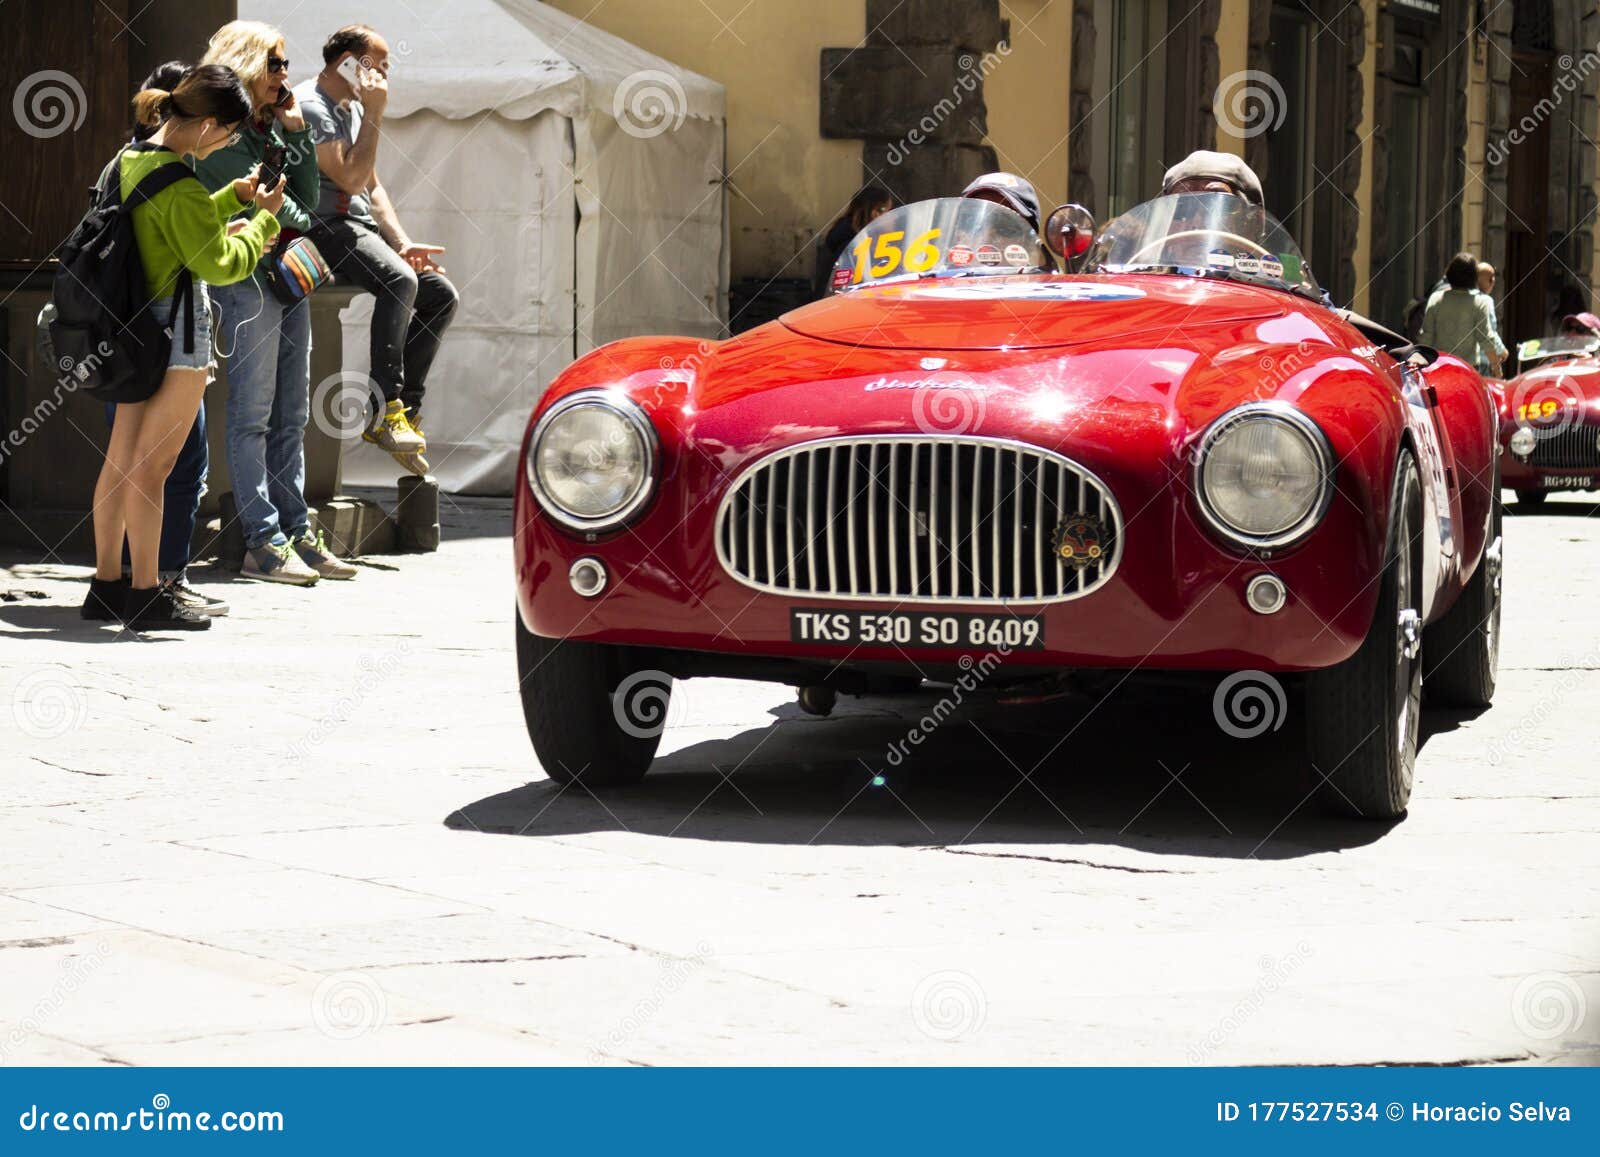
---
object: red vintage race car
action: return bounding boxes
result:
[513,192,1503,819]
[1497,334,1600,505]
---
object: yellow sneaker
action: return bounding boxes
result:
[363,399,425,454]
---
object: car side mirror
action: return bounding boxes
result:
[1045,204,1096,269]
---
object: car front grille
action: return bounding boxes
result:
[1525,421,1600,469]
[714,436,1121,604]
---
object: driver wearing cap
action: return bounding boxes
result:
[1560,311,1600,338]
[961,172,1041,234]
[1161,150,1265,205]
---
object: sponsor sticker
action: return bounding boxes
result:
[1003,243,1031,265]
[1260,256,1284,280]
[976,244,1003,265]
[916,282,1148,302]
[947,245,974,267]
[1234,255,1262,276]
[1207,249,1236,268]
[831,267,852,289]
[1278,253,1304,281]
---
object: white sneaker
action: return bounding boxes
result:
[242,539,320,585]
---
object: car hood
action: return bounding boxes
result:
[780,273,1288,351]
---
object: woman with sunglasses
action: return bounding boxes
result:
[83,64,286,630]
[198,21,356,585]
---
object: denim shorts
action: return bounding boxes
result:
[150,284,213,371]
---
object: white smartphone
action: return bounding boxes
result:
[336,55,362,91]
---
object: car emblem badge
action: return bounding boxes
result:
[920,356,947,370]
[1052,513,1108,570]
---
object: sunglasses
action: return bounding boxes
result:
[266,55,290,73]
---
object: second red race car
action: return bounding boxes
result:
[513,192,1503,819]
[1497,334,1600,506]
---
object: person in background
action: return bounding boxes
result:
[84,65,284,630]
[199,20,356,584]
[1473,262,1503,376]
[297,24,458,475]
[813,184,894,298]
[1420,252,1504,377]
[99,62,229,618]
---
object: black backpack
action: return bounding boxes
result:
[49,143,198,404]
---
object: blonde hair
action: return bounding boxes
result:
[202,20,283,109]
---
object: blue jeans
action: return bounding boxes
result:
[212,277,312,550]
[104,403,207,579]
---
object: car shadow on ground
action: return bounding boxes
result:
[1506,497,1600,517]
[449,677,1425,860]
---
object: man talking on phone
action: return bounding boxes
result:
[296,24,458,473]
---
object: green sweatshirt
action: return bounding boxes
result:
[194,116,320,234]
[120,146,279,299]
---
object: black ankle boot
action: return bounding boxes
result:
[81,577,127,621]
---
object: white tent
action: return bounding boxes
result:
[245,0,728,493]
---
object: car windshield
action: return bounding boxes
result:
[829,197,1047,292]
[1517,335,1600,366]
[1086,192,1322,301]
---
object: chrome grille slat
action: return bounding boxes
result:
[715,436,1121,606]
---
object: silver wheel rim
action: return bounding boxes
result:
[1394,489,1422,776]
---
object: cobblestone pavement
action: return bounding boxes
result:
[2,493,1597,1065]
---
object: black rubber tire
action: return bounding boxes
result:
[1515,490,1547,507]
[514,611,665,786]
[1305,453,1423,820]
[1424,488,1502,708]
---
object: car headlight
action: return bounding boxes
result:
[1194,402,1333,550]
[525,392,657,532]
[1509,426,1537,457]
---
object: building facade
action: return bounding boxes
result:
[554,0,1600,340]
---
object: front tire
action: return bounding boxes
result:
[514,610,666,786]
[1425,489,1502,707]
[1305,453,1423,820]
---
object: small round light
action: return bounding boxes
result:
[1196,404,1332,549]
[526,393,656,531]
[569,557,608,597]
[1245,573,1288,615]
[1509,426,1537,457]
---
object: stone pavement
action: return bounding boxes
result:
[1,492,1597,1065]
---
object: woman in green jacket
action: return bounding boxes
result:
[197,20,356,586]
[85,64,287,630]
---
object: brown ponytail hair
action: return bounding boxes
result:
[130,63,251,132]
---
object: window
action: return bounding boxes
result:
[1091,0,1169,219]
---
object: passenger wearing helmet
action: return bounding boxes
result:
[1560,311,1600,338]
[961,172,1041,234]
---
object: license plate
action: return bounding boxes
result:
[1540,475,1588,489]
[789,608,1045,650]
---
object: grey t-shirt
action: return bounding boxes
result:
[294,79,376,227]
